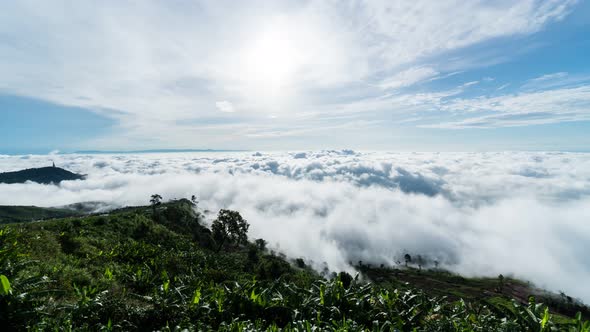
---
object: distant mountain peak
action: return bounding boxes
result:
[0,166,85,185]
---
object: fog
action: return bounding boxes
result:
[1,151,589,302]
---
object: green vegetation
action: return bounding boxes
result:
[0,197,588,331]
[0,205,80,224]
[0,166,85,184]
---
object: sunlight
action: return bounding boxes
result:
[241,19,305,101]
[246,29,297,85]
[2,1,590,328]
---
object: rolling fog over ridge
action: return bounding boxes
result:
[1,150,589,303]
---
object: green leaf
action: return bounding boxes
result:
[162,279,170,293]
[0,275,11,295]
[192,288,201,305]
[540,306,549,330]
[104,267,113,280]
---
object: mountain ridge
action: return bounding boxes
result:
[0,166,85,184]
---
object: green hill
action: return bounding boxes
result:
[0,205,81,223]
[0,166,85,184]
[0,198,588,331]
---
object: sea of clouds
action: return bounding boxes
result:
[1,151,589,302]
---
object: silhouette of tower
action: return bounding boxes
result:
[52,161,55,168]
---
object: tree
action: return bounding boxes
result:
[150,194,162,215]
[417,255,424,270]
[247,244,259,265]
[338,271,353,289]
[255,238,267,251]
[498,274,505,292]
[211,209,249,252]
[404,254,412,267]
[295,258,305,268]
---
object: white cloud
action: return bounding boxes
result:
[215,101,235,113]
[461,81,480,88]
[497,83,510,91]
[378,67,439,90]
[430,85,590,128]
[1,151,590,303]
[522,72,590,91]
[528,72,569,83]
[0,1,579,146]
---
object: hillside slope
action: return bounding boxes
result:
[0,166,85,184]
[0,199,588,331]
[0,205,80,223]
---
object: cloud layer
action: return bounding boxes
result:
[1,151,590,303]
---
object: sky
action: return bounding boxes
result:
[1,0,590,153]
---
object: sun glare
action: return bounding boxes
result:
[242,21,304,98]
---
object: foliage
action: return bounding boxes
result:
[0,198,587,331]
[150,194,163,216]
[0,205,80,224]
[212,209,250,252]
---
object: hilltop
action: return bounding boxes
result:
[0,202,115,224]
[0,166,85,184]
[0,205,80,224]
[0,199,588,331]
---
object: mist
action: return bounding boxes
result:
[1,151,589,302]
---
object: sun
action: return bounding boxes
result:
[232,16,318,110]
[242,20,304,94]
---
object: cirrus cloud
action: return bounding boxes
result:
[0,1,581,148]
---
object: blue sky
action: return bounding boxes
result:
[1,0,589,153]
